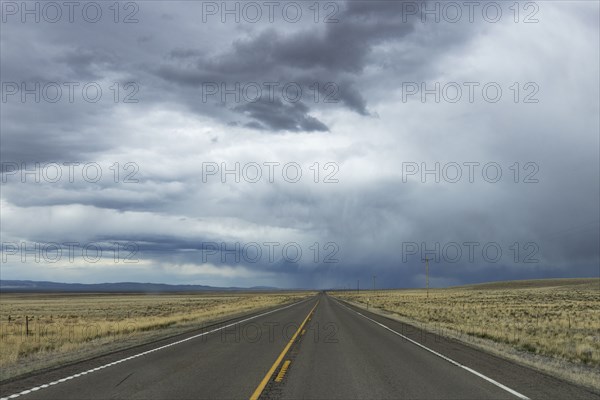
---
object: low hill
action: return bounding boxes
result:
[0,280,278,293]
[453,277,599,291]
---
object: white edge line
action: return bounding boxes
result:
[0,297,313,400]
[333,298,531,400]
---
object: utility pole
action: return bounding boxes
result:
[426,256,429,298]
[372,275,376,291]
[357,280,359,294]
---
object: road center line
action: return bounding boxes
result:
[249,300,319,400]
[333,298,530,400]
[0,297,313,400]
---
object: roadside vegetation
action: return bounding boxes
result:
[333,278,599,388]
[0,292,311,380]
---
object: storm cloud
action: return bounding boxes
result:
[1,1,598,288]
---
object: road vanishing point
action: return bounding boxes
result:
[1,293,598,400]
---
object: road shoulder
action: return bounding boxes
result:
[330,295,600,399]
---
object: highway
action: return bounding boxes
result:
[1,293,598,400]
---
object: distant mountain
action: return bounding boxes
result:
[0,280,278,293]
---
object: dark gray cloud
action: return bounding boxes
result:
[233,99,329,132]
[153,1,426,131]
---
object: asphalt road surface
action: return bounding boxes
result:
[1,293,598,400]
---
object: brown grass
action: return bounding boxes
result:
[332,278,599,388]
[0,291,312,381]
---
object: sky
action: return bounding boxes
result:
[1,0,599,289]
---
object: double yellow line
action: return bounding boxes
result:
[249,300,319,400]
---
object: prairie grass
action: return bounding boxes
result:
[333,278,600,366]
[0,291,311,380]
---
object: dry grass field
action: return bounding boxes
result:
[0,291,311,381]
[333,278,599,369]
